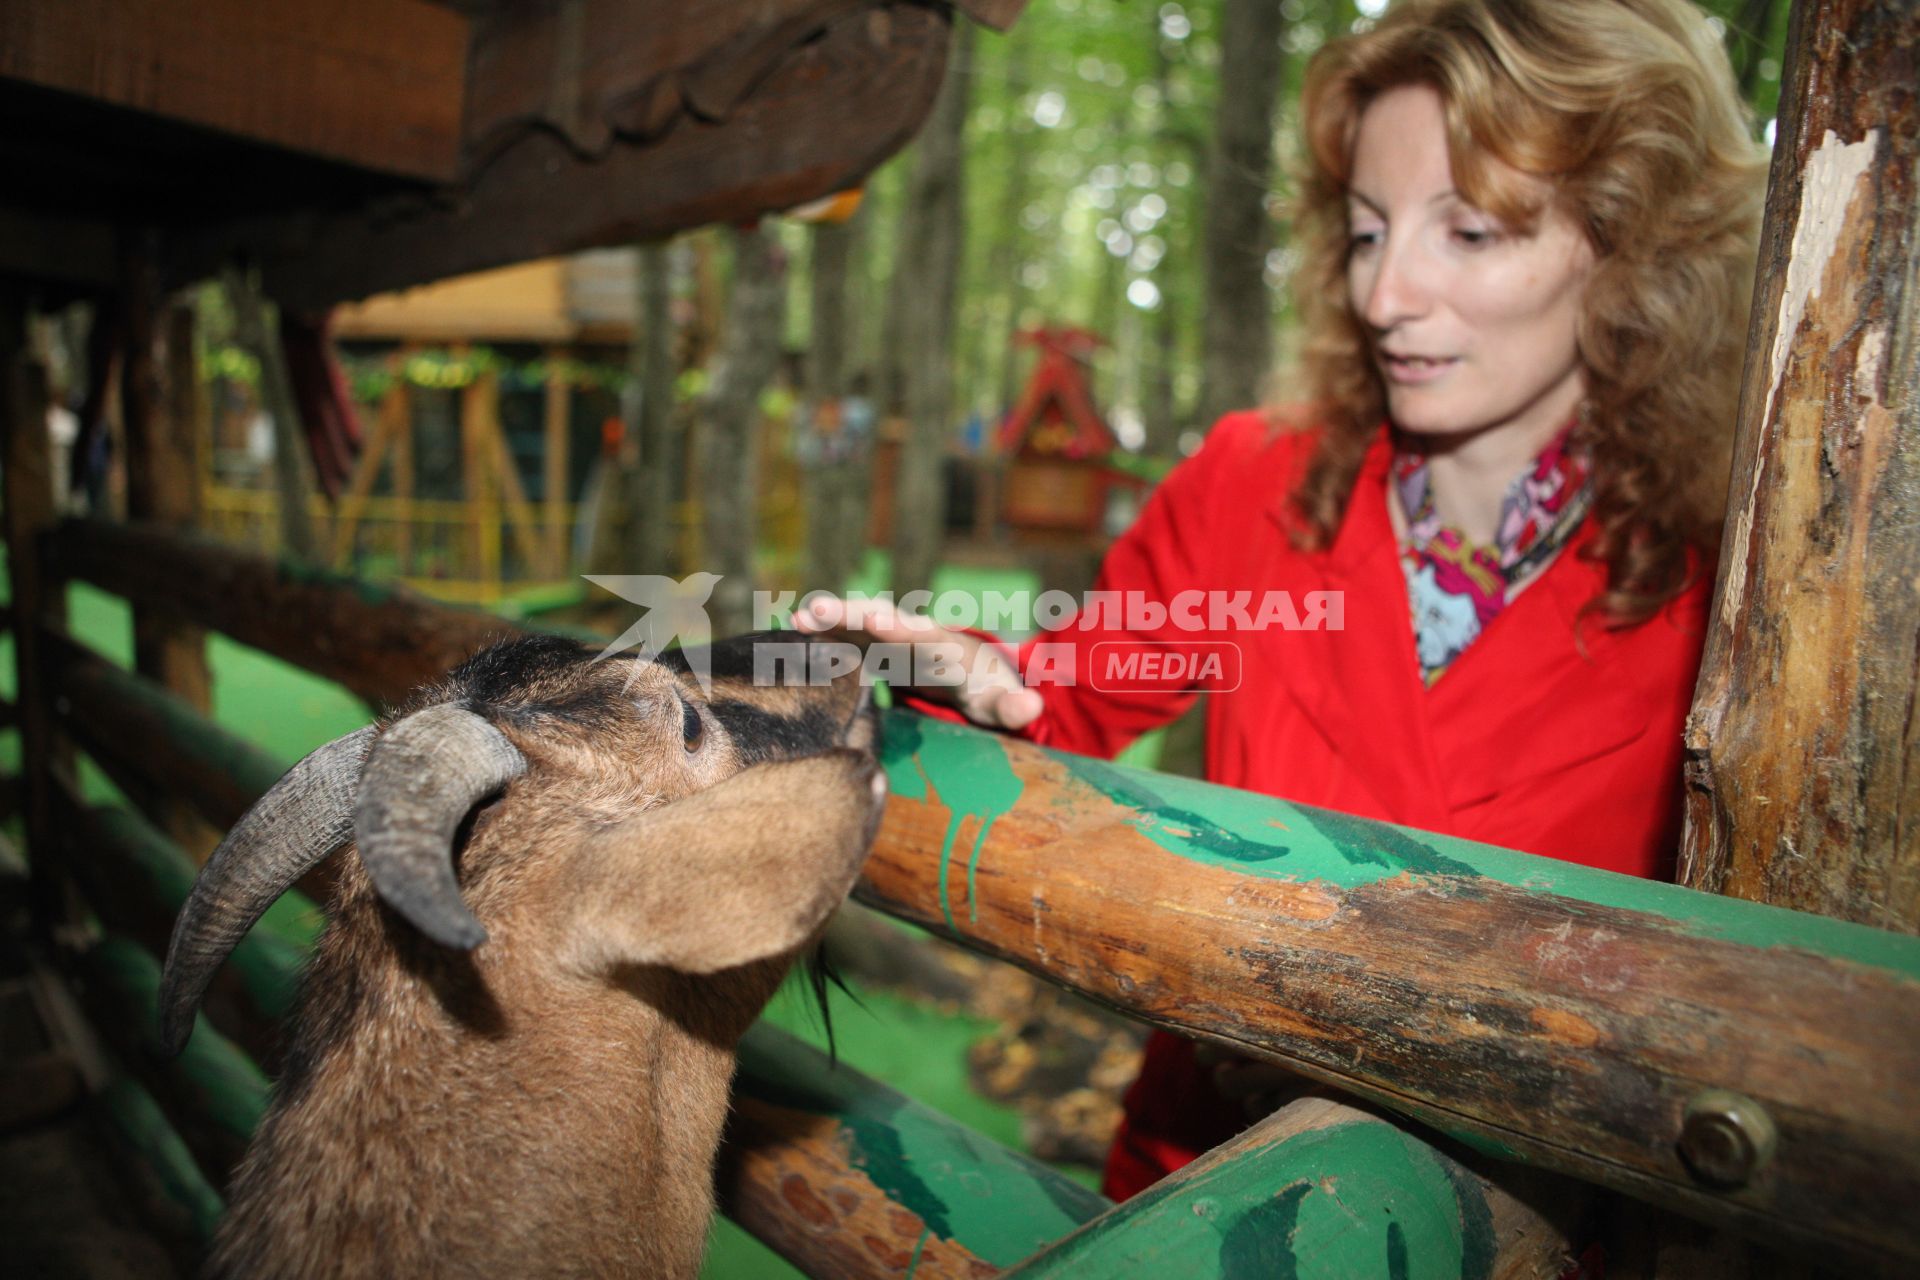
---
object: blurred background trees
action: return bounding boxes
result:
[143,0,1790,616]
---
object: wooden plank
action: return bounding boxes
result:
[43,517,514,708]
[246,4,952,309]
[952,0,1029,31]
[0,0,467,182]
[856,713,1920,1268]
[1680,0,1920,934]
[464,0,898,159]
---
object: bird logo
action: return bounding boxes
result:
[584,572,724,691]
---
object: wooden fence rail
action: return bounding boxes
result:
[860,715,1920,1268]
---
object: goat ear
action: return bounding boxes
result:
[568,750,887,975]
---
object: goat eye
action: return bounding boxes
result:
[680,699,704,752]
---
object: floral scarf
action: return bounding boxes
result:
[1393,424,1594,685]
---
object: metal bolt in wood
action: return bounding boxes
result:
[1679,1090,1779,1189]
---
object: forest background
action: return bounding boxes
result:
[176,0,1793,639]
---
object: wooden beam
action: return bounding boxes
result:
[46,627,287,836]
[857,713,1920,1268]
[0,0,467,182]
[241,4,952,309]
[67,935,267,1189]
[52,786,311,1071]
[44,517,514,708]
[0,205,115,293]
[1681,0,1920,934]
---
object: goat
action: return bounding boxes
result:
[159,631,886,1279]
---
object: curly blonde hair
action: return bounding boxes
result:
[1285,0,1767,624]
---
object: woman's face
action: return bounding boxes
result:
[1345,84,1595,446]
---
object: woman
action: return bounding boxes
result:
[798,0,1766,1200]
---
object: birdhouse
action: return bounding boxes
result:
[999,326,1120,534]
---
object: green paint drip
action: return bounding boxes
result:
[1292,804,1479,878]
[880,711,930,801]
[891,717,1025,933]
[1069,757,1293,866]
[1436,1148,1497,1280]
[904,1225,931,1278]
[1386,1220,1410,1280]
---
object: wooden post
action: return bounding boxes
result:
[221,267,317,562]
[1681,0,1920,934]
[0,295,74,929]
[543,347,570,577]
[122,258,217,860]
[457,358,500,590]
[328,374,402,568]
[391,355,415,576]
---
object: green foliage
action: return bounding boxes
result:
[840,0,1788,447]
[331,347,639,403]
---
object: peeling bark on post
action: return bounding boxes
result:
[124,269,217,861]
[1,296,75,928]
[1680,0,1920,934]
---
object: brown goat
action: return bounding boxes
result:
[159,632,886,1279]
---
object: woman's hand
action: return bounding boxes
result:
[790,595,1045,732]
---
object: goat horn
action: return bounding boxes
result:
[354,704,526,951]
[158,726,376,1056]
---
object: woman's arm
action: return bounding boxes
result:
[796,412,1282,760]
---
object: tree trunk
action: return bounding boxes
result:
[990,39,1034,420]
[221,267,317,562]
[803,206,868,592]
[122,251,217,860]
[1195,0,1284,430]
[1144,11,1181,457]
[627,239,677,578]
[700,222,787,635]
[890,19,971,597]
[1680,0,1920,936]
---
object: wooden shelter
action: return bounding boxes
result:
[3,1,1919,1276]
[998,326,1123,534]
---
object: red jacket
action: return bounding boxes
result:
[992,411,1711,1197]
